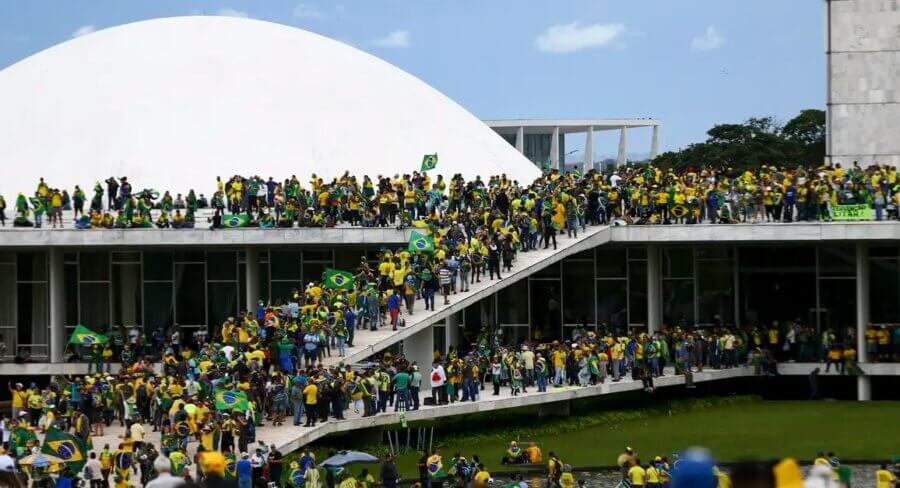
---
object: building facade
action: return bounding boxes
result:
[826,0,900,166]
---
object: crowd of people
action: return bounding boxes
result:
[3,161,900,229]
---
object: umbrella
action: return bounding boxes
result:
[19,453,65,469]
[320,451,379,467]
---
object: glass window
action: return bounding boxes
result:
[870,258,900,323]
[79,252,110,281]
[497,279,528,324]
[563,261,595,325]
[818,246,856,277]
[112,252,140,263]
[238,263,246,313]
[174,251,205,263]
[596,279,628,331]
[499,326,530,348]
[596,248,627,278]
[270,281,301,305]
[533,262,560,279]
[818,278,856,333]
[17,252,46,281]
[17,283,48,346]
[207,251,237,281]
[530,280,561,341]
[113,264,142,325]
[143,282,173,333]
[570,249,594,260]
[697,259,735,326]
[869,246,899,259]
[303,250,333,262]
[663,248,693,278]
[663,280,694,326]
[79,282,110,329]
[0,265,15,326]
[739,247,815,326]
[302,261,328,286]
[64,264,78,326]
[696,247,733,260]
[175,264,205,325]
[208,282,238,330]
[144,252,173,281]
[629,247,647,260]
[628,261,647,325]
[270,251,301,280]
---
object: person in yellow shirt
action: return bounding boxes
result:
[628,459,646,487]
[645,461,660,488]
[876,464,897,488]
[302,381,318,427]
[8,382,26,419]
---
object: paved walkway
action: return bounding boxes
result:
[65,365,751,460]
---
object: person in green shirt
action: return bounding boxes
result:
[393,368,410,412]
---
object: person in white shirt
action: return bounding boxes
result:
[430,363,447,405]
[145,456,182,488]
[84,452,104,488]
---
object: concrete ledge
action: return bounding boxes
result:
[610,222,900,243]
[276,366,750,453]
[777,362,900,376]
[0,362,160,375]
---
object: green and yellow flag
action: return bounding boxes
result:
[408,231,435,254]
[11,427,37,456]
[323,268,355,291]
[222,214,251,228]
[421,153,438,172]
[68,325,107,346]
[214,389,250,411]
[42,427,88,471]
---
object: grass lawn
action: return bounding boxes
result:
[307,399,900,479]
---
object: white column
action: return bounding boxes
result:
[647,245,661,335]
[584,126,594,172]
[856,242,871,400]
[650,125,660,160]
[245,247,260,309]
[550,126,560,170]
[405,326,435,389]
[48,248,66,363]
[617,126,628,167]
[515,126,524,153]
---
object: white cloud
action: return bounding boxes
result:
[535,22,626,53]
[293,4,322,19]
[372,30,410,48]
[691,25,724,51]
[72,25,96,38]
[216,8,249,18]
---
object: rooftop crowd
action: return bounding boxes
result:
[2,161,900,229]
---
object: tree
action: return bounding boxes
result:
[782,109,826,165]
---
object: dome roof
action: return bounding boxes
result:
[0,16,538,200]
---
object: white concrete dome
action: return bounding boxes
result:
[0,16,539,200]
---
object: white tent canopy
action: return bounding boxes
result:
[0,16,539,200]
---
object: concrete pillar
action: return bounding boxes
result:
[617,126,628,167]
[583,126,594,172]
[445,312,460,353]
[647,245,661,335]
[650,125,660,160]
[550,126,560,170]
[245,247,260,309]
[48,248,66,363]
[405,325,435,389]
[855,242,871,400]
[515,126,524,153]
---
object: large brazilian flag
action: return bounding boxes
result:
[68,324,107,346]
[222,214,251,228]
[214,389,250,411]
[323,268,355,291]
[42,427,88,472]
[408,231,435,254]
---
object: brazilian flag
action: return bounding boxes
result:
[42,427,88,471]
[421,153,438,172]
[323,268,355,291]
[68,324,107,346]
[214,389,250,411]
[222,214,250,228]
[408,231,435,254]
[224,452,237,480]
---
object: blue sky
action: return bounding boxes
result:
[0,0,824,157]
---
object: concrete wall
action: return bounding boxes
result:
[828,0,900,166]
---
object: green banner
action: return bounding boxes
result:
[832,204,873,221]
